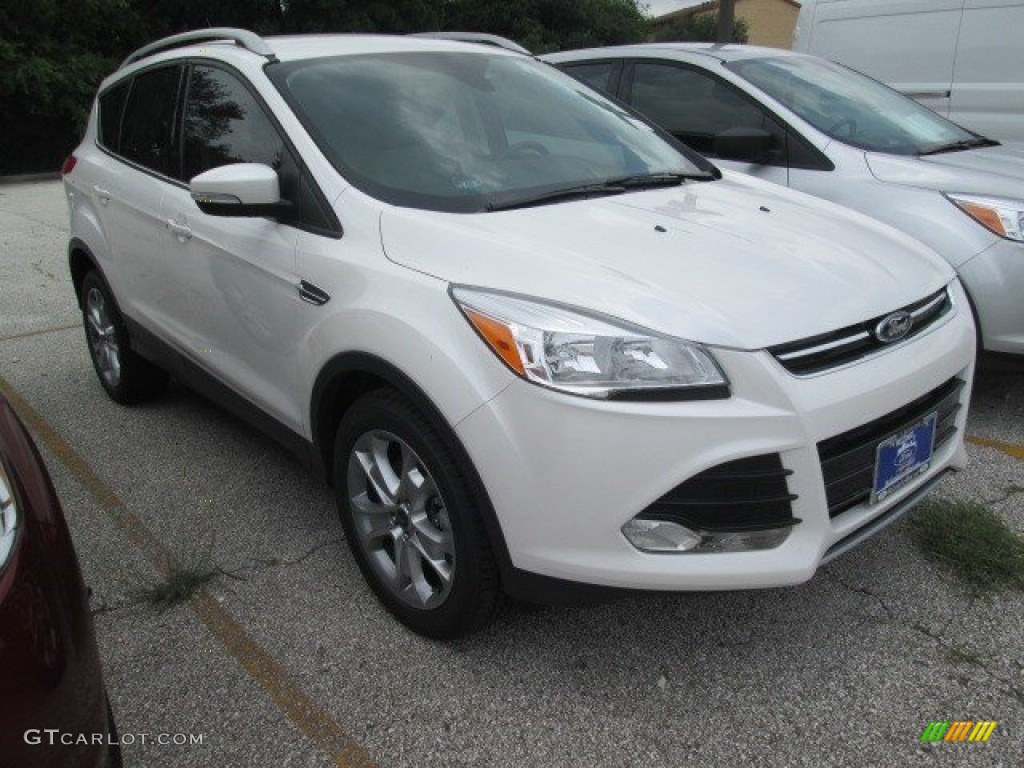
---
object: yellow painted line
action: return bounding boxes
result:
[967,435,1024,461]
[0,373,376,768]
[0,323,80,343]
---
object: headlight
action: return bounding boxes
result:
[946,193,1024,242]
[451,287,728,400]
[0,460,19,572]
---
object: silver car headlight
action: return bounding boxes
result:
[946,193,1024,242]
[451,287,728,400]
[0,460,19,572]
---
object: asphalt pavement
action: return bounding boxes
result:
[1,180,1021,767]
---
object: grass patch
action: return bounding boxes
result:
[906,499,1024,596]
[944,646,985,665]
[136,562,216,612]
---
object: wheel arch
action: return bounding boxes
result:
[310,351,514,580]
[68,238,105,309]
[954,276,984,354]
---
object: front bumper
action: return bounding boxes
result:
[958,237,1024,355]
[455,282,975,591]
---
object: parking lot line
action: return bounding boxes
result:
[967,435,1024,461]
[0,373,377,768]
[0,323,80,343]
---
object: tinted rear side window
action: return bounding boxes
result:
[182,65,284,181]
[98,80,130,153]
[120,66,183,176]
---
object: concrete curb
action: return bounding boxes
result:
[0,172,61,185]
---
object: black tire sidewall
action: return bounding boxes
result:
[333,390,497,639]
[81,271,130,400]
[80,271,167,404]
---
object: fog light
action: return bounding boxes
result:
[696,527,792,553]
[622,517,794,554]
[621,519,701,552]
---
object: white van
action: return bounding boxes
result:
[793,0,1024,141]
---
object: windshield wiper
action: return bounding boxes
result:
[606,171,717,188]
[918,137,1000,156]
[486,182,628,212]
[485,172,715,212]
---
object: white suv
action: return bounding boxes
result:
[64,29,974,638]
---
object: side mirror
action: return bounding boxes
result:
[190,163,291,218]
[713,127,774,163]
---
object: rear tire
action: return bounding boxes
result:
[81,271,168,404]
[334,389,501,639]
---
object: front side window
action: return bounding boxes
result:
[120,65,183,176]
[270,52,711,212]
[629,62,781,157]
[181,64,337,234]
[729,55,981,155]
[182,65,285,181]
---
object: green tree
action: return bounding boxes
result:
[0,0,652,173]
[280,0,446,34]
[0,0,144,173]
[443,0,648,53]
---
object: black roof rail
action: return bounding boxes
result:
[120,28,275,70]
[408,32,531,55]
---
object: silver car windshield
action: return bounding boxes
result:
[270,52,712,212]
[728,55,982,155]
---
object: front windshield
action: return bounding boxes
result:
[270,52,709,212]
[728,55,980,155]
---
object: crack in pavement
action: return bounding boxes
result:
[987,484,1024,506]
[826,572,1024,705]
[217,538,346,581]
[0,323,80,343]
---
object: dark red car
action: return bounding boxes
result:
[0,392,121,767]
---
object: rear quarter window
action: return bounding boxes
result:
[98,80,131,153]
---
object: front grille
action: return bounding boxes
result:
[639,454,797,531]
[769,287,952,375]
[817,377,964,518]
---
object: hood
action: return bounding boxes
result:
[866,142,1024,199]
[379,173,953,349]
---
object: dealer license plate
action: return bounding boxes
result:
[871,412,938,504]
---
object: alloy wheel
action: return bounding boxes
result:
[85,286,121,388]
[346,430,456,610]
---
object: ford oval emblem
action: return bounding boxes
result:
[875,310,913,344]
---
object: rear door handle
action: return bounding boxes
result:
[93,186,112,205]
[166,219,193,241]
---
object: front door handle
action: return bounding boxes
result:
[166,219,193,242]
[93,186,112,205]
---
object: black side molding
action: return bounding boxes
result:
[123,316,317,471]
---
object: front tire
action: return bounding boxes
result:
[80,271,168,404]
[334,390,500,639]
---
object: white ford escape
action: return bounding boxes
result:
[64,29,974,638]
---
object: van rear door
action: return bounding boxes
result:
[951,0,1024,140]
[797,0,964,118]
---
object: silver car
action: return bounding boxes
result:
[545,44,1024,358]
